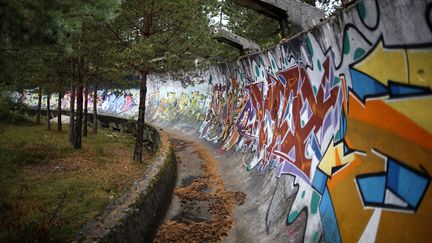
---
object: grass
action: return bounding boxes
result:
[0,118,154,242]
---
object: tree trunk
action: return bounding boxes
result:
[93,83,98,134]
[58,90,62,131]
[46,93,51,130]
[74,57,84,149]
[133,71,148,162]
[36,88,42,124]
[69,58,76,144]
[83,78,88,137]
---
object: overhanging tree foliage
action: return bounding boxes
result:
[107,0,229,162]
[221,1,281,49]
[0,0,120,86]
[2,0,300,160]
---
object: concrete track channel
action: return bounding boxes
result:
[153,134,246,242]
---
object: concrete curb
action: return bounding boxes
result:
[75,128,177,243]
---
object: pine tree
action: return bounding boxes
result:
[107,0,228,162]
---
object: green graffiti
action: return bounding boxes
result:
[307,37,314,57]
[301,190,306,199]
[287,210,299,224]
[313,231,320,242]
[255,66,260,77]
[317,60,322,72]
[313,85,318,96]
[259,57,265,66]
[333,76,341,85]
[335,130,341,141]
[311,191,320,215]
[357,0,367,20]
[354,47,366,60]
[271,59,276,69]
[343,32,350,54]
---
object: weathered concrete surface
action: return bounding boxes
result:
[76,129,176,243]
[147,123,307,243]
[143,0,432,242]
[212,27,261,55]
[153,132,246,242]
[208,146,306,243]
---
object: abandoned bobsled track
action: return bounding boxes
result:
[19,0,432,241]
[151,128,311,243]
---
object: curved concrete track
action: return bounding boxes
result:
[153,129,308,243]
[154,132,246,242]
[19,0,432,241]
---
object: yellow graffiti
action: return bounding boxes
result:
[318,140,355,176]
[354,41,432,88]
[407,50,432,87]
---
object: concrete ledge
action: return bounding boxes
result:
[20,108,160,147]
[211,26,261,54]
[76,129,176,242]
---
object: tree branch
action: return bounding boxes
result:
[105,23,130,48]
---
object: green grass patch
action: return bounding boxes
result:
[0,120,154,242]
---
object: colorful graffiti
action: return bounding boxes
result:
[21,89,139,118]
[21,82,210,124]
[147,89,209,123]
[195,0,432,242]
[18,0,432,241]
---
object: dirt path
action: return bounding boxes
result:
[153,135,246,242]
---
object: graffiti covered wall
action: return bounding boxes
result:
[20,70,214,123]
[21,0,432,242]
[21,88,140,118]
[147,0,432,242]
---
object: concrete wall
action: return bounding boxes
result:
[77,129,176,243]
[20,0,432,242]
[147,0,432,242]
